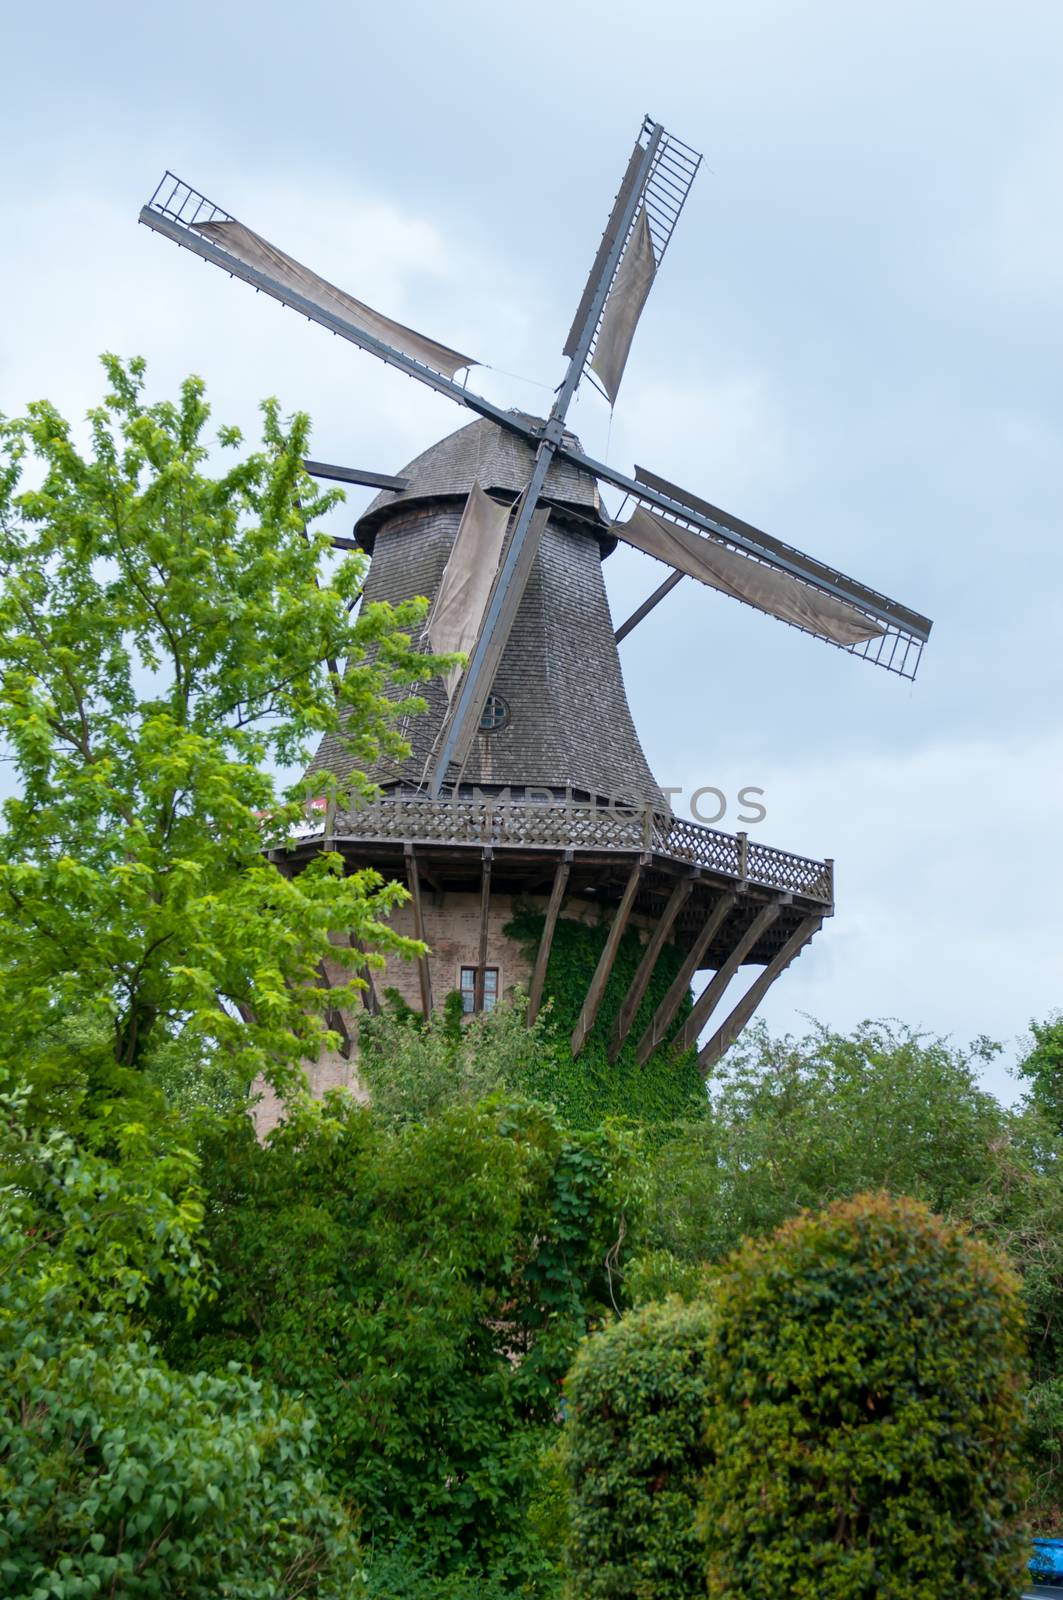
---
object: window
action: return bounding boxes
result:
[460,965,499,1014]
[479,694,510,732]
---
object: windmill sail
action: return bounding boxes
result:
[618,506,883,646]
[194,218,476,380]
[139,174,504,423]
[564,118,701,405]
[555,442,932,679]
[427,483,511,700]
[589,208,657,403]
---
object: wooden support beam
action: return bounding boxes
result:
[473,848,493,1012]
[317,960,353,1059]
[405,845,433,1017]
[669,903,781,1057]
[349,935,380,1016]
[697,915,822,1076]
[614,568,684,643]
[571,859,645,1058]
[608,875,694,1061]
[302,458,410,492]
[635,891,737,1065]
[527,852,571,1025]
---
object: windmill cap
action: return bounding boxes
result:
[354,413,613,554]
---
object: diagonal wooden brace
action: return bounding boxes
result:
[697,914,822,1076]
[608,875,694,1061]
[668,902,781,1057]
[570,859,646,1057]
[527,852,571,1025]
[635,890,737,1066]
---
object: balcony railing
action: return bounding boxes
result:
[310,797,833,906]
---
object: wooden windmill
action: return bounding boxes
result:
[139,116,932,1119]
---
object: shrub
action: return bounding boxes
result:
[0,1322,362,1600]
[356,993,556,1129]
[0,1101,361,1600]
[159,1094,642,1586]
[701,1192,1028,1598]
[562,1299,715,1599]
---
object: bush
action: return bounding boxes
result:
[562,1299,715,1599]
[159,1094,642,1587]
[356,994,556,1129]
[1,1323,362,1600]
[701,1193,1028,1598]
[0,1100,361,1600]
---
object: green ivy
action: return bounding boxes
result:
[503,907,707,1132]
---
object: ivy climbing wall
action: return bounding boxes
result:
[504,906,707,1130]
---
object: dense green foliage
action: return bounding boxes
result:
[504,908,706,1129]
[0,1094,362,1598]
[562,1299,715,1599]
[700,1193,1028,1598]
[0,361,449,1596]
[642,1019,1006,1269]
[356,992,556,1128]
[157,1094,641,1586]
[1020,1011,1063,1133]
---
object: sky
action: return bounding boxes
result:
[2,0,1062,1099]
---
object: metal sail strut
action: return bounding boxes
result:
[138,174,536,445]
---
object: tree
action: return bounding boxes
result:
[157,1093,643,1586]
[0,1092,363,1599]
[641,1019,1007,1271]
[1019,1013,1063,1134]
[0,356,451,1103]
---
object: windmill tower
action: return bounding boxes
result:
[139,119,932,1126]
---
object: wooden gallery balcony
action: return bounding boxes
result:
[276,797,833,1075]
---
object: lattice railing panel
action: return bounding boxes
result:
[320,799,833,905]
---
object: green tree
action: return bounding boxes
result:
[1019,1012,1063,1134]
[0,1094,363,1599]
[642,1019,1006,1270]
[0,356,450,1103]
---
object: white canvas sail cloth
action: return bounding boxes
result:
[618,506,885,647]
[196,218,477,380]
[428,483,511,700]
[589,208,657,404]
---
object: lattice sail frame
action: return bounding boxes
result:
[620,477,928,679]
[563,117,702,392]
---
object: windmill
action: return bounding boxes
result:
[138,117,932,1121]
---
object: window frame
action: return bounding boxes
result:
[459,964,500,1014]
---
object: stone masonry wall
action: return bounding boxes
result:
[252,887,655,1136]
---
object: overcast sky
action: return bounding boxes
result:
[3,0,1062,1099]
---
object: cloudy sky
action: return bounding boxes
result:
[4,0,1062,1098]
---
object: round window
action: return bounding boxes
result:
[479,693,511,732]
